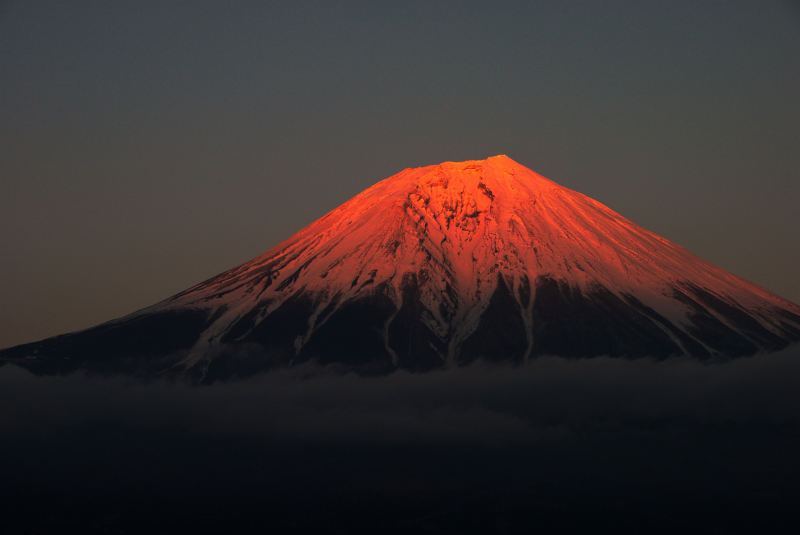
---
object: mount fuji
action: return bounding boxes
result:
[3,155,799,381]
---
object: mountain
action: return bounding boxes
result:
[3,155,800,381]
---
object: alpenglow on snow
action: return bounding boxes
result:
[3,155,800,380]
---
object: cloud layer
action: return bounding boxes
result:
[4,348,800,531]
[3,347,800,444]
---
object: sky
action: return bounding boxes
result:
[1,0,799,349]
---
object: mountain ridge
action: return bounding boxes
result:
[3,155,800,380]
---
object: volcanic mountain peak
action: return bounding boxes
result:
[141,154,799,369]
[4,155,800,380]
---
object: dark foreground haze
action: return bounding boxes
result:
[3,348,800,533]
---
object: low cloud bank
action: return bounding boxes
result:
[4,348,800,533]
[3,346,800,444]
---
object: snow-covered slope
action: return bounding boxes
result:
[4,155,800,379]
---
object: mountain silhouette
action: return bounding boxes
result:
[3,155,799,381]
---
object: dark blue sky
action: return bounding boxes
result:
[1,0,798,348]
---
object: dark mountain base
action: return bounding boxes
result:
[3,276,799,382]
[0,309,211,377]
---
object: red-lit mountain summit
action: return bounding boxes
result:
[4,155,800,380]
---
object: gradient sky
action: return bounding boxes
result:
[1,0,798,349]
